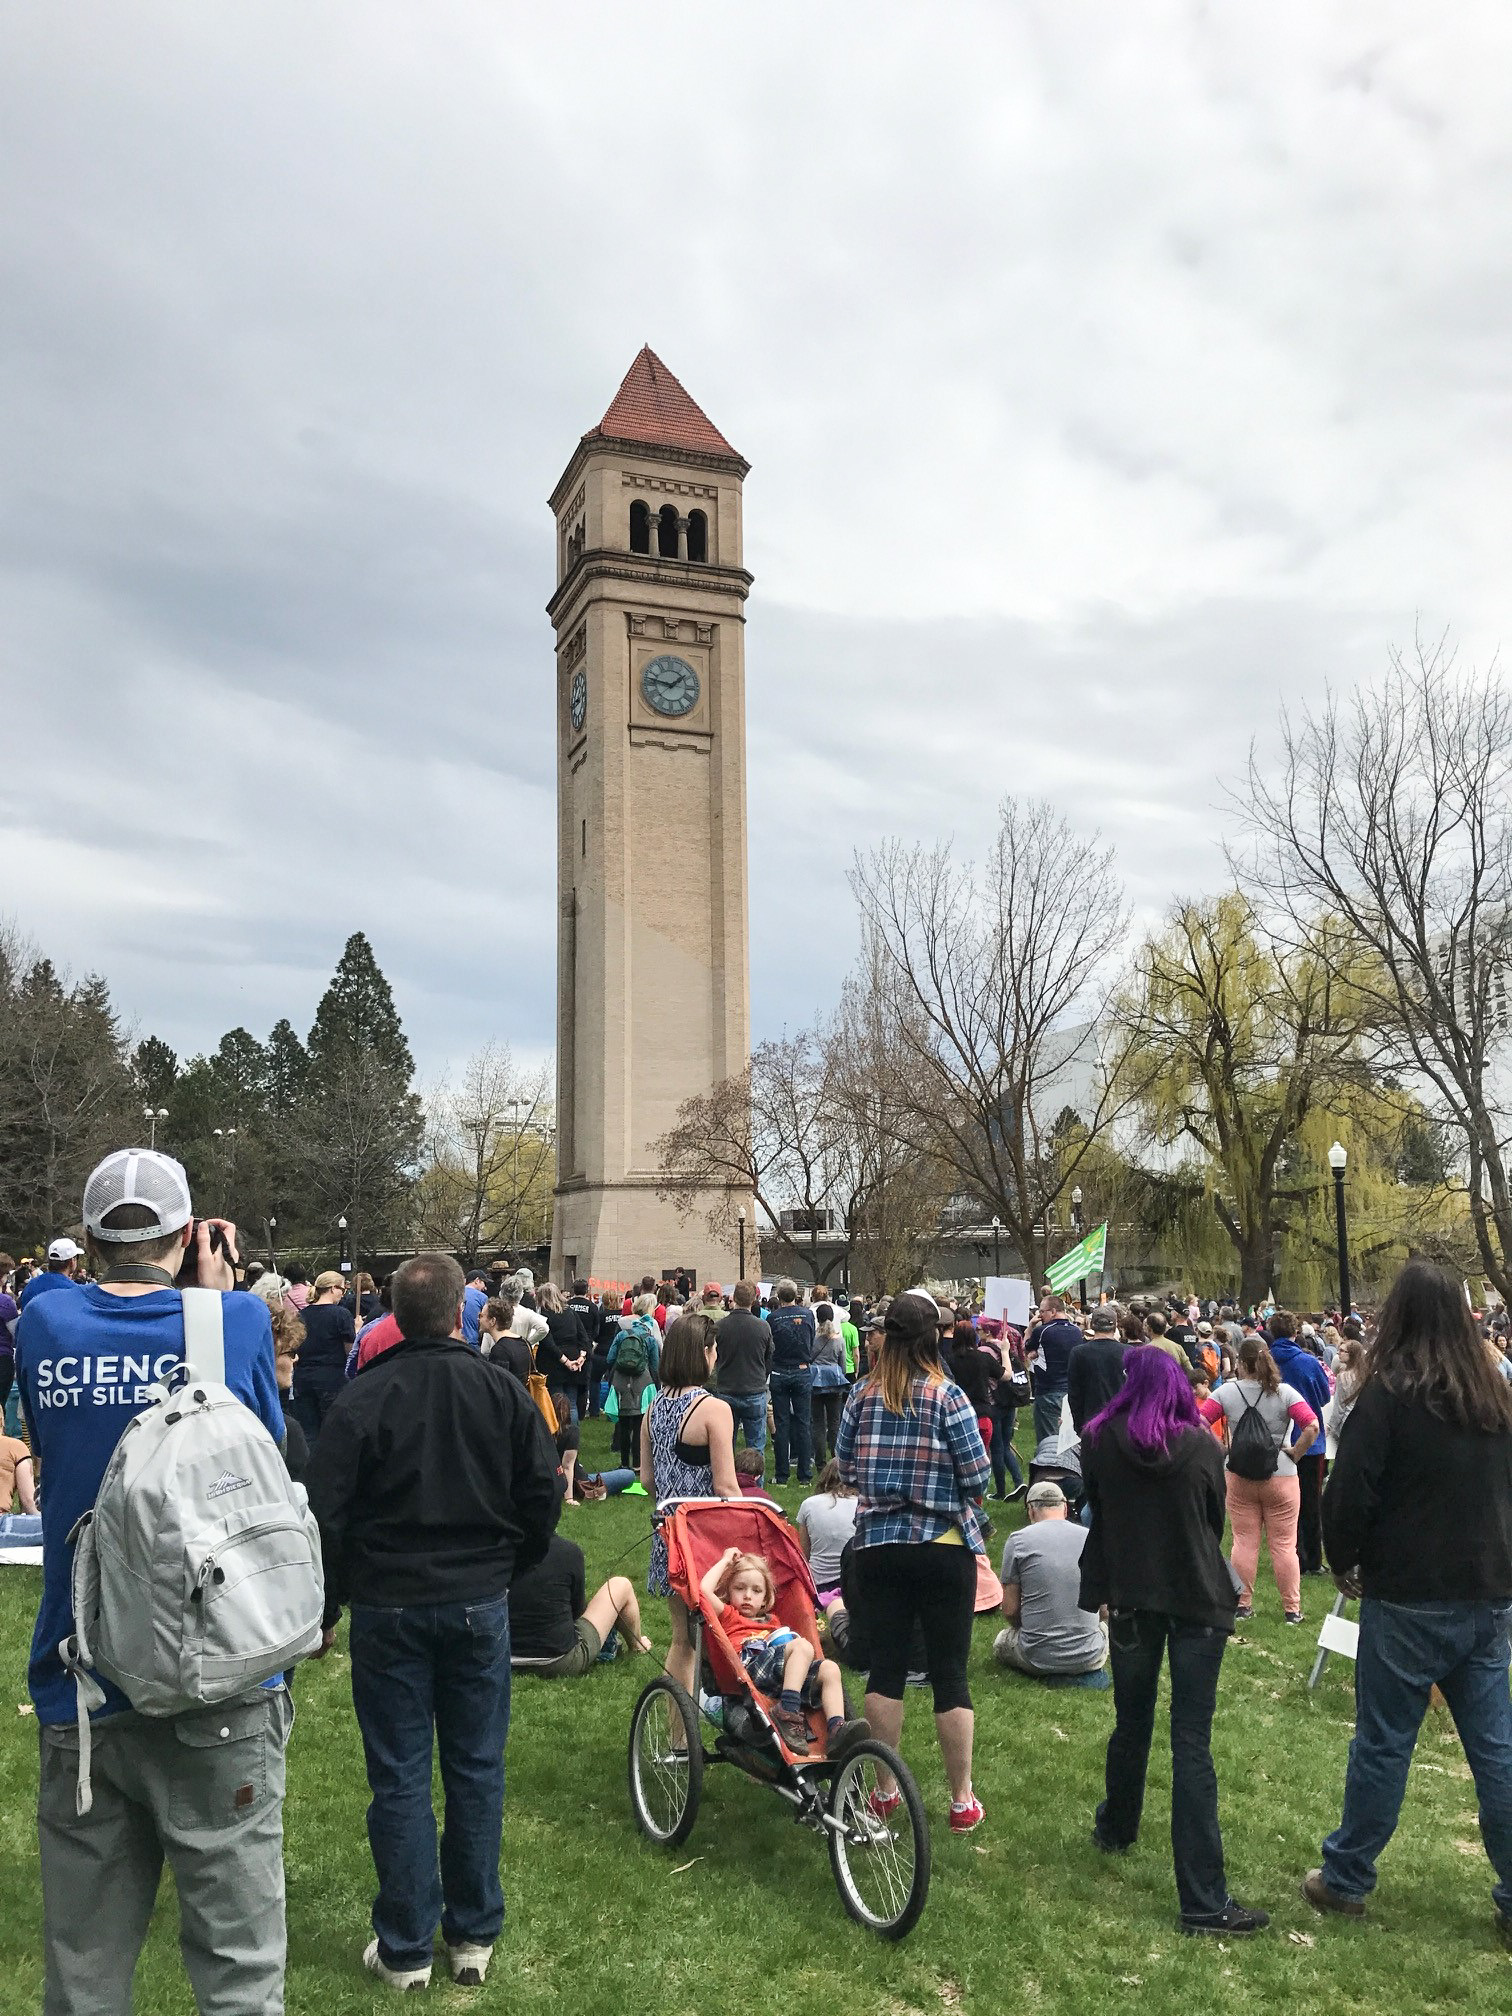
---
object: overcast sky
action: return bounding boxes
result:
[4,3,1511,1080]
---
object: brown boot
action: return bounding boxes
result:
[772,1706,811,1754]
[1301,1869,1366,1918]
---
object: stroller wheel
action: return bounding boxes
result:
[628,1675,703,1847]
[826,1740,930,1939]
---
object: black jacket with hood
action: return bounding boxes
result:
[1078,1415,1237,1630]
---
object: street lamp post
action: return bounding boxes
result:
[509,1099,522,1247]
[1328,1141,1351,1317]
[267,1214,278,1274]
[1071,1185,1087,1313]
[143,1106,168,1150]
[738,1206,747,1281]
[991,1215,1002,1277]
[338,1215,350,1276]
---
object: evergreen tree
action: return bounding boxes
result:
[133,1035,179,1110]
[264,1019,308,1121]
[0,956,137,1248]
[294,935,422,1263]
[307,933,415,1088]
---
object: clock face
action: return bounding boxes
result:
[569,669,587,732]
[640,653,700,718]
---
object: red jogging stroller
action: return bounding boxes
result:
[627,1497,930,1938]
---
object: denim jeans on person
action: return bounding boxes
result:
[991,1401,1025,1494]
[1321,1598,1512,1915]
[1099,1609,1230,1921]
[723,1389,768,1456]
[769,1366,814,1482]
[1033,1384,1067,1449]
[348,1596,512,1972]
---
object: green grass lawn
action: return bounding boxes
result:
[1,1415,1508,2014]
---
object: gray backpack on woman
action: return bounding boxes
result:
[59,1289,325,1813]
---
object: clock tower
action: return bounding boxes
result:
[546,349,753,1290]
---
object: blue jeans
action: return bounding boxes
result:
[769,1367,814,1481]
[1033,1384,1066,1449]
[723,1390,768,1455]
[1100,1609,1229,1920]
[1322,1598,1512,1915]
[349,1596,512,1970]
[991,1402,1024,1493]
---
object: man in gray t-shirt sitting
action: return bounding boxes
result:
[993,1481,1107,1676]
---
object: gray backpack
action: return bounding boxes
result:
[60,1289,325,1813]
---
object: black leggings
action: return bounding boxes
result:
[849,1541,977,1714]
[811,1389,845,1466]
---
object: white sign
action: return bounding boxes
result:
[1317,1610,1359,1659]
[984,1276,1033,1327]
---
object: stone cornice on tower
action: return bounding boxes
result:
[546,549,753,625]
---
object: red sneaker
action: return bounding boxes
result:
[868,1788,902,1821]
[949,1796,985,1834]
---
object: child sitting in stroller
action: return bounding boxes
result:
[701,1545,867,1757]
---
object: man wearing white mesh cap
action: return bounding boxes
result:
[16,1147,291,2015]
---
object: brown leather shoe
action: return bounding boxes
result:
[1301,1869,1366,1918]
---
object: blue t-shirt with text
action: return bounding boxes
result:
[16,1284,282,1723]
[19,1270,79,1312]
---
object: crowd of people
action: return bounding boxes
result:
[3,1148,1512,2007]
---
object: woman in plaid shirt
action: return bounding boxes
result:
[835,1291,991,1832]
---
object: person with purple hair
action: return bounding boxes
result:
[1079,1347,1269,1938]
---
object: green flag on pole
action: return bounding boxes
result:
[1045,1221,1108,1297]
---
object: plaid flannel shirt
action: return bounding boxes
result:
[835,1376,991,1554]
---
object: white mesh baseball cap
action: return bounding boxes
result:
[82,1149,193,1244]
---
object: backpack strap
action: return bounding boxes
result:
[181,1288,226,1385]
[59,1510,107,1815]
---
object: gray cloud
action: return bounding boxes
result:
[2,1,1509,1075]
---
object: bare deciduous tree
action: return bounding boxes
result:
[415,1044,554,1262]
[1242,633,1512,1297]
[849,797,1140,1285]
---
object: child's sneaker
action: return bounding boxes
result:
[949,1795,985,1834]
[772,1705,811,1754]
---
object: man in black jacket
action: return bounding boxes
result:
[1067,1306,1126,1432]
[307,1251,560,1993]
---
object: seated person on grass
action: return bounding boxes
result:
[508,1531,653,1675]
[734,1447,769,1496]
[993,1480,1107,1678]
[701,1545,867,1757]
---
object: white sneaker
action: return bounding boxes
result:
[446,1942,493,1987]
[362,1938,432,1991]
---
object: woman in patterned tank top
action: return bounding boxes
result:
[643,1312,740,1697]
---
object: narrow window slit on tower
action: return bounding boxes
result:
[687,508,707,562]
[629,499,651,553]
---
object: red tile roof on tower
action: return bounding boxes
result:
[586,347,742,460]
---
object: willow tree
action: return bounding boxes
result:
[1122,891,1373,1305]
